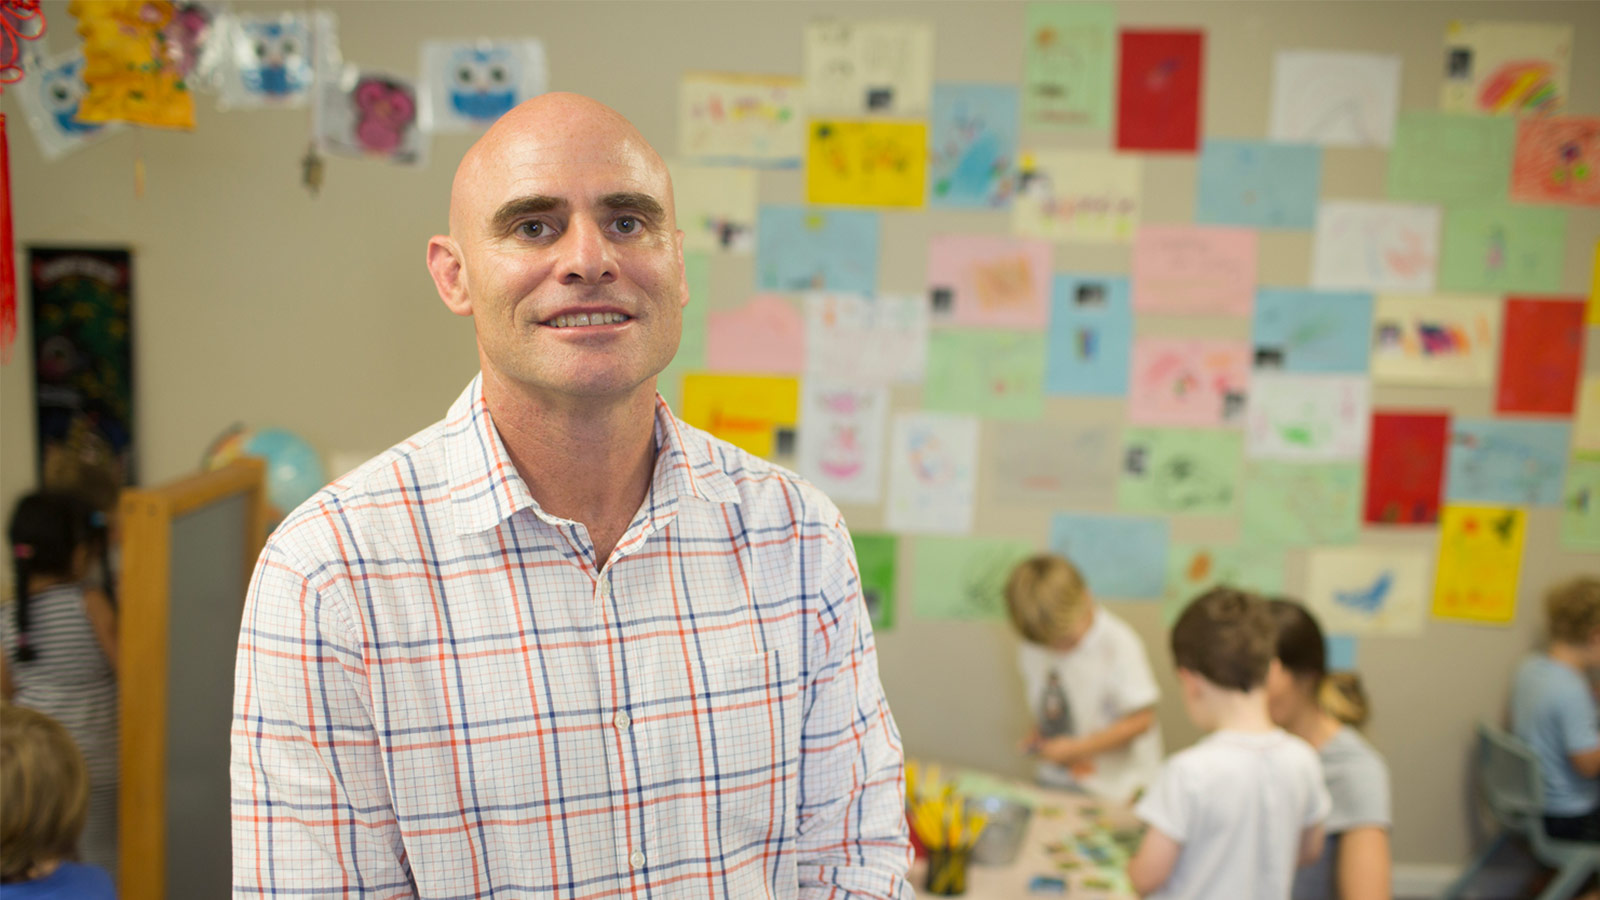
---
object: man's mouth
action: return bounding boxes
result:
[544,312,631,329]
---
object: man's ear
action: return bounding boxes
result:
[427,236,472,316]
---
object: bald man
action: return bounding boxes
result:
[231,94,913,899]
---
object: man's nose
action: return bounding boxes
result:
[558,217,618,285]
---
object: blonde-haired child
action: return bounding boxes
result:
[1511,576,1600,841]
[0,704,117,898]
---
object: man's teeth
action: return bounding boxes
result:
[548,312,628,328]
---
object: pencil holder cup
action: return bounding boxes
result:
[965,794,1031,865]
[924,845,970,896]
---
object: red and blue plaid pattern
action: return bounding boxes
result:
[231,376,912,899]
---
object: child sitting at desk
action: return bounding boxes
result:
[1003,553,1163,805]
[1128,587,1330,899]
[1511,576,1600,841]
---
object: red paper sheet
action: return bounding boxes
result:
[1496,297,1586,415]
[1116,30,1204,153]
[1364,411,1450,525]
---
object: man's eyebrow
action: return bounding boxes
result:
[601,192,666,219]
[490,196,565,234]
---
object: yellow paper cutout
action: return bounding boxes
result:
[1432,504,1527,625]
[70,0,195,129]
[681,374,799,458]
[806,119,927,208]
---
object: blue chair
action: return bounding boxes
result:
[1441,721,1600,900]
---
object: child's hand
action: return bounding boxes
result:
[1019,726,1043,754]
[1037,735,1090,767]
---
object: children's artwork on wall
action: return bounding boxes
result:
[928,83,1019,209]
[419,39,547,132]
[806,118,928,207]
[1195,140,1322,229]
[215,11,334,110]
[1268,50,1401,148]
[1251,288,1374,374]
[757,206,879,295]
[924,330,1047,420]
[852,533,898,632]
[1386,112,1515,203]
[1023,2,1115,131]
[680,373,799,459]
[1446,419,1571,508]
[1495,297,1585,415]
[1592,242,1600,326]
[1241,462,1363,547]
[1441,21,1572,116]
[1306,547,1431,636]
[1048,513,1169,600]
[987,421,1119,508]
[1433,504,1526,626]
[706,295,805,374]
[656,254,709,411]
[1562,458,1600,551]
[15,49,121,160]
[1310,202,1441,294]
[912,536,1034,622]
[1370,293,1500,386]
[669,164,757,253]
[1116,29,1203,152]
[798,381,888,505]
[1162,544,1285,625]
[1013,151,1141,243]
[313,67,426,165]
[1576,378,1600,454]
[1438,203,1567,293]
[1127,338,1250,427]
[1246,375,1370,463]
[1120,428,1243,516]
[1511,117,1600,207]
[68,0,194,128]
[1364,411,1451,525]
[887,412,979,534]
[925,235,1052,328]
[678,72,804,167]
[1131,226,1257,315]
[1327,635,1359,670]
[805,18,934,117]
[804,293,926,384]
[1045,273,1133,396]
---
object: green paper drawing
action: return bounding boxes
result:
[1386,112,1515,203]
[853,532,899,633]
[1023,3,1116,131]
[657,252,711,410]
[1118,428,1244,516]
[1561,456,1600,551]
[1438,203,1566,293]
[1163,544,1287,625]
[924,330,1048,420]
[1241,462,1364,547]
[912,537,1035,622]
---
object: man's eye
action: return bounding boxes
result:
[615,217,639,233]
[516,221,546,238]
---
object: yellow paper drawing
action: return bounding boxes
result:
[1432,504,1527,625]
[681,374,799,458]
[1575,377,1600,455]
[1441,21,1572,116]
[69,0,195,129]
[1012,151,1141,243]
[807,119,927,208]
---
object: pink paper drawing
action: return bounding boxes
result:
[1129,338,1251,426]
[707,295,805,373]
[926,234,1053,327]
[1132,226,1258,315]
[354,77,417,155]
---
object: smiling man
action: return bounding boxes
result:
[231,94,912,899]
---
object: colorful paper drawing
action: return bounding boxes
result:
[313,68,426,166]
[1163,545,1286,625]
[852,533,898,632]
[798,382,888,505]
[756,207,880,295]
[1045,274,1133,396]
[805,19,934,117]
[1441,21,1572,116]
[986,422,1119,508]
[1049,514,1170,600]
[912,537,1035,622]
[69,0,195,128]
[1268,51,1401,147]
[679,72,804,167]
[656,253,709,410]
[1364,411,1451,525]
[15,49,122,160]
[1246,375,1370,463]
[1433,504,1526,626]
[887,413,980,534]
[1370,294,1500,386]
[1576,378,1600,454]
[1310,202,1441,294]
[1128,339,1251,427]
[1196,140,1322,229]
[1446,419,1570,507]
[1386,113,1515,203]
[807,119,928,207]
[926,235,1053,328]
[419,39,547,133]
[1013,151,1141,243]
[1562,459,1600,551]
[1439,203,1566,293]
[804,293,927,385]
[1242,462,1363,547]
[924,331,1047,420]
[1023,2,1116,131]
[1307,547,1431,636]
[929,84,1020,209]
[1496,297,1585,415]
[1251,288,1374,374]
[1511,117,1600,207]
[1116,30,1204,153]
[706,295,805,374]
[1120,428,1243,516]
[1327,636,1359,670]
[680,374,799,459]
[669,164,757,253]
[1131,226,1258,315]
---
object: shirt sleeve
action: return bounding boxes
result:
[1304,748,1335,828]
[1109,619,1161,715]
[1133,759,1189,842]
[231,538,413,898]
[1555,678,1600,757]
[794,511,914,900]
[1325,741,1392,831]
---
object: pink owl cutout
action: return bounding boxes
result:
[353,77,415,156]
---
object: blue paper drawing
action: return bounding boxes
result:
[1045,274,1133,396]
[928,83,1020,209]
[1049,513,1169,600]
[1326,635,1358,670]
[1446,419,1571,507]
[1196,139,1323,229]
[1334,572,1393,614]
[756,206,880,295]
[447,46,520,121]
[1251,288,1375,373]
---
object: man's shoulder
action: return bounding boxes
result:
[667,413,843,528]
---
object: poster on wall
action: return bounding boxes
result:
[1022,2,1116,132]
[679,71,804,167]
[1432,504,1526,626]
[418,39,548,133]
[28,248,136,490]
[1440,21,1572,116]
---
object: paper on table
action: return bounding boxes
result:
[680,373,799,459]
[1433,504,1526,626]
[757,206,880,295]
[1023,2,1116,131]
[805,18,934,117]
[1195,139,1322,229]
[1307,547,1431,636]
[1049,513,1169,600]
[1268,51,1401,147]
[1046,274,1133,396]
[804,293,928,384]
[1386,112,1515,203]
[1132,226,1258,315]
[1013,151,1141,242]
[1251,288,1374,374]
[1438,203,1566,293]
[1441,21,1572,116]
[1245,374,1370,462]
[1128,338,1251,427]
[1370,293,1500,386]
[798,381,888,505]
[706,295,805,374]
[924,330,1048,420]
[1364,411,1451,525]
[1120,428,1243,516]
[1445,418,1570,507]
[806,118,928,207]
[1310,202,1441,294]
[679,71,804,167]
[926,234,1053,328]
[887,412,980,534]
[929,83,1020,209]
[669,163,758,253]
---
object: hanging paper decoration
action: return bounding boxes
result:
[2,0,46,85]
[1,0,47,364]
[214,10,336,109]
[314,66,427,166]
[14,48,120,159]
[419,39,547,133]
[165,2,220,91]
[68,0,194,129]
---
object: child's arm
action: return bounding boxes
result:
[1034,706,1156,766]
[1298,823,1326,866]
[84,586,118,674]
[1127,826,1180,897]
[1335,826,1392,900]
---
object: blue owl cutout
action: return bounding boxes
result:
[447,47,519,122]
[39,57,102,136]
[239,20,311,98]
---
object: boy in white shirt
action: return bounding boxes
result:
[1003,554,1164,804]
[1129,587,1331,900]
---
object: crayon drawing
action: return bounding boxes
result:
[797,382,888,505]
[1446,419,1571,507]
[756,206,879,295]
[1045,274,1133,396]
[1562,458,1600,551]
[706,295,805,374]
[1370,294,1500,386]
[1433,504,1526,626]
[1364,411,1451,525]
[679,72,804,167]
[1162,545,1286,625]
[1022,2,1115,131]
[670,163,757,253]
[1311,202,1441,293]
[1128,339,1251,427]
[1510,116,1600,207]
[913,537,1035,621]
[807,119,928,207]
[1496,297,1586,415]
[804,293,927,385]
[1120,428,1243,516]
[1269,51,1401,147]
[928,83,1020,209]
[1132,226,1258,315]
[1196,140,1322,229]
[1441,21,1572,116]
[924,331,1048,420]
[1251,288,1374,374]
[1013,151,1141,243]
[1242,462,1363,547]
[1307,547,1430,635]
[1387,112,1515,203]
[1049,513,1169,600]
[853,533,898,632]
[926,235,1053,328]
[1246,375,1370,462]
[805,19,934,117]
[680,374,799,459]
[887,413,980,534]
[1117,30,1204,152]
[1438,203,1566,294]
[987,422,1119,508]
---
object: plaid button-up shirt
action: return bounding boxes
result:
[231,376,912,899]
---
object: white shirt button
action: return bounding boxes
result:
[613,710,631,730]
[600,582,612,599]
[629,850,646,868]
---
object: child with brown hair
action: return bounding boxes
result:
[0,704,117,898]
[1511,576,1600,841]
[1128,587,1330,899]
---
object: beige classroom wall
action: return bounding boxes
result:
[2,0,1599,871]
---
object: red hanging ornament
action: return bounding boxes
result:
[0,0,46,363]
